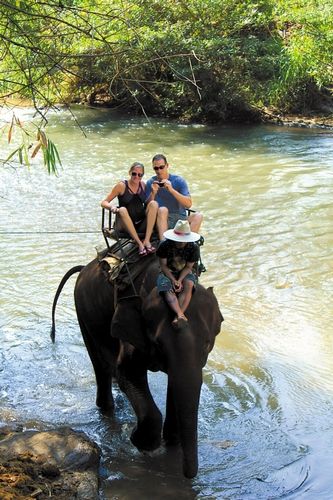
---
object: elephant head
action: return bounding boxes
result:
[111,282,223,478]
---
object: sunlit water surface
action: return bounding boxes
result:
[1,107,333,499]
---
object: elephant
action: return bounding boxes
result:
[51,250,223,478]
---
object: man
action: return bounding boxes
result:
[145,154,203,240]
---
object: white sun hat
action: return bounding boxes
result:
[163,219,201,243]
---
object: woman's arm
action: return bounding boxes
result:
[100,182,125,212]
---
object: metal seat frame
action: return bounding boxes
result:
[101,207,206,274]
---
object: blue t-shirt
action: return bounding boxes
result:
[145,173,190,217]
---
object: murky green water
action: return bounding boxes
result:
[1,106,333,498]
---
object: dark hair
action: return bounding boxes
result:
[129,161,144,174]
[152,154,167,164]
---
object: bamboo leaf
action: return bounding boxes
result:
[4,147,20,163]
[18,147,23,165]
[38,129,48,147]
[43,146,50,173]
[7,116,14,144]
[31,141,42,158]
[51,141,62,166]
[15,116,23,128]
[48,141,55,166]
[23,145,30,167]
[45,139,61,174]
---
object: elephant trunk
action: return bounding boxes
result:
[179,395,200,479]
[169,353,203,479]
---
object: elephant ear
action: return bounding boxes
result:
[207,287,224,330]
[111,295,147,352]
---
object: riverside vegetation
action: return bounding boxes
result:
[1,1,332,172]
[0,0,332,125]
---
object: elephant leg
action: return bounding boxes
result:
[117,347,162,451]
[94,365,113,412]
[79,320,115,412]
[163,382,180,446]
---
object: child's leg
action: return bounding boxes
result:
[178,279,194,314]
[164,291,184,319]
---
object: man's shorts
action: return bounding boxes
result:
[157,272,198,294]
[168,212,187,229]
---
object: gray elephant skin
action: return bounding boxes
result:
[51,255,223,478]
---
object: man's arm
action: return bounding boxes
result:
[163,177,192,209]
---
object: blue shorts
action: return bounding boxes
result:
[157,272,197,294]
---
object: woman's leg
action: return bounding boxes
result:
[143,200,158,248]
[117,207,145,251]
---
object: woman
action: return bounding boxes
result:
[101,162,158,255]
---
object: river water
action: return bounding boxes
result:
[0,106,332,499]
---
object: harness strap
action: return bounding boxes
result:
[114,281,118,309]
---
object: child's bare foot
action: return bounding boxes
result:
[172,315,188,329]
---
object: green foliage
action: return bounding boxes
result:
[270,0,333,110]
[0,0,332,169]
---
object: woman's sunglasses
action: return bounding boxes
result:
[131,172,144,177]
[153,165,166,171]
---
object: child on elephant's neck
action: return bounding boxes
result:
[156,219,200,329]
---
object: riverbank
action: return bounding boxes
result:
[2,97,333,131]
[260,108,333,130]
[0,424,100,500]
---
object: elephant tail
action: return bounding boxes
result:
[50,265,85,343]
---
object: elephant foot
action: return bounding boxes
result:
[96,394,114,413]
[130,418,162,452]
[98,404,114,416]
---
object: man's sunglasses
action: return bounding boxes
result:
[131,172,144,177]
[153,165,166,171]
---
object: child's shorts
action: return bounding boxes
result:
[157,272,197,294]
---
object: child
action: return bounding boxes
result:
[156,219,200,328]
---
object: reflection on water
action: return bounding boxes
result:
[1,107,333,498]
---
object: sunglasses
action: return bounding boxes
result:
[131,172,144,177]
[153,165,166,171]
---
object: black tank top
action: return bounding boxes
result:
[118,180,146,224]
